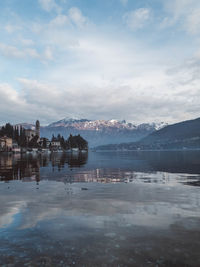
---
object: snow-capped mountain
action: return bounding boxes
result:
[40,118,168,146]
[48,118,90,128]
[47,117,167,131]
[137,122,168,131]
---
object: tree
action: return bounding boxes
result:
[60,136,66,149]
[43,138,47,148]
[14,127,19,143]
[67,134,77,148]
[28,135,39,148]
[67,134,88,150]
[51,134,56,141]
[0,123,14,138]
[19,127,27,147]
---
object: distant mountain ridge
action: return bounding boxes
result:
[47,117,167,131]
[95,117,200,150]
[43,118,168,146]
[141,117,200,149]
[48,118,90,127]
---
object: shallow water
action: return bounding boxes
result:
[0,151,200,266]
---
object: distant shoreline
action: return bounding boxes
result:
[94,148,200,152]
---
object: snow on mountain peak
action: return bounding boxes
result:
[152,122,168,130]
[47,117,168,132]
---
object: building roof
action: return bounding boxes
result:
[0,136,12,140]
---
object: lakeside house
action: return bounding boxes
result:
[0,137,20,153]
[51,140,61,149]
[0,137,13,152]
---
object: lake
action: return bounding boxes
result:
[0,151,200,266]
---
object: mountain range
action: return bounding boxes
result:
[96,117,200,150]
[15,118,168,147]
[42,118,168,146]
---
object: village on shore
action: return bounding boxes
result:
[0,120,88,153]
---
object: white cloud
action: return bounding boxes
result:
[44,46,53,60]
[68,7,89,28]
[120,0,128,7]
[3,28,195,124]
[123,8,151,30]
[32,22,43,34]
[5,24,14,33]
[164,0,196,17]
[0,43,40,59]
[1,52,200,125]
[163,0,200,35]
[0,83,28,123]
[50,14,70,27]
[20,38,35,46]
[4,24,21,33]
[0,43,25,58]
[0,81,58,124]
[0,42,55,62]
[26,48,40,58]
[38,0,61,13]
[185,8,200,34]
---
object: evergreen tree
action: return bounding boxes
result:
[66,134,88,150]
[14,127,19,143]
[19,127,27,147]
[60,136,66,149]
[57,134,61,141]
[28,135,39,148]
[0,123,14,138]
[43,138,47,148]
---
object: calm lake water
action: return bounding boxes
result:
[0,151,200,266]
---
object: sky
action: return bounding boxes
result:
[0,0,200,125]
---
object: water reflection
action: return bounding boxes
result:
[0,152,88,182]
[1,151,200,186]
[0,151,200,266]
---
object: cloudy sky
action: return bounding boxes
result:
[0,0,200,125]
